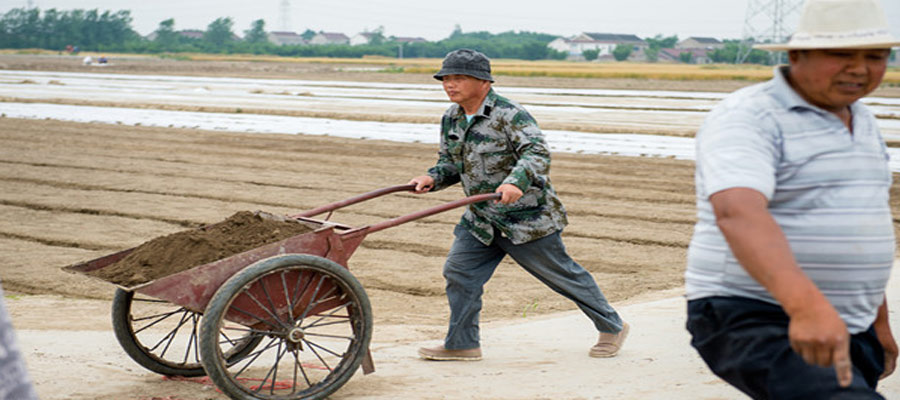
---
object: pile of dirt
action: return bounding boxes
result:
[86,211,315,287]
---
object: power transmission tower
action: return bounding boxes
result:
[279,0,292,32]
[735,0,803,63]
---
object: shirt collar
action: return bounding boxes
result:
[453,88,496,119]
[771,65,816,111]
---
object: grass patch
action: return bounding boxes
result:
[158,53,192,61]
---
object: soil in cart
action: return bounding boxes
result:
[86,211,314,286]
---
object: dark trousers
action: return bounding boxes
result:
[687,296,885,400]
[442,225,622,349]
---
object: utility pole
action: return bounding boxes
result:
[735,0,802,64]
[279,0,291,32]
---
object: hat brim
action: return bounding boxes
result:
[433,68,494,83]
[755,39,900,51]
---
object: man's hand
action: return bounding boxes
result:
[408,176,434,194]
[495,184,523,204]
[874,298,898,380]
[878,330,898,380]
[787,300,853,387]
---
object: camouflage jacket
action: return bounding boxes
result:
[427,89,568,245]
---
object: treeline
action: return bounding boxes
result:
[0,8,139,50]
[0,7,566,60]
[3,7,865,64]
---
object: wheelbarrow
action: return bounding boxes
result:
[64,184,499,400]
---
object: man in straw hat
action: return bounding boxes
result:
[685,0,898,397]
[408,48,628,361]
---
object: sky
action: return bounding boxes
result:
[3,0,900,42]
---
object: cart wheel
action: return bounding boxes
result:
[199,254,372,400]
[112,288,262,377]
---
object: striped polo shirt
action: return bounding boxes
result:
[686,66,895,333]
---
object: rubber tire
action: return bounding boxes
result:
[111,288,261,377]
[199,254,372,400]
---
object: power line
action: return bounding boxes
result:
[736,0,802,63]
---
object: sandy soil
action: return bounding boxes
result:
[3,55,900,399]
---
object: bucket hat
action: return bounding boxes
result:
[433,49,494,82]
[755,0,900,50]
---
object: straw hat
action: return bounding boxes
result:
[755,0,900,50]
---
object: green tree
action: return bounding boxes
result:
[679,51,693,63]
[612,43,632,61]
[154,18,177,47]
[40,8,60,48]
[708,40,772,65]
[449,24,463,39]
[203,17,234,48]
[244,19,267,44]
[644,34,678,49]
[582,48,599,61]
[0,8,41,48]
[300,28,315,41]
[641,34,676,63]
[367,25,385,45]
[0,7,136,50]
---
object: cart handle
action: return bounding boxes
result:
[353,191,502,237]
[291,184,418,219]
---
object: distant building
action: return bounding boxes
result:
[548,32,647,60]
[675,37,724,50]
[658,37,725,64]
[145,29,204,41]
[177,29,205,40]
[309,32,349,45]
[268,31,306,46]
[350,32,377,46]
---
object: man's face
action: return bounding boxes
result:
[441,74,489,106]
[788,48,890,112]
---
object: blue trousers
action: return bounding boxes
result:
[443,225,623,350]
[687,296,886,400]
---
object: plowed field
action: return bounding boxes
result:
[2,55,899,328]
[0,115,697,326]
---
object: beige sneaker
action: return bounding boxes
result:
[589,322,629,358]
[418,345,482,361]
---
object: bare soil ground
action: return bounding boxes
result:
[0,116,696,325]
[3,54,900,399]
